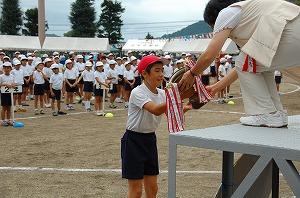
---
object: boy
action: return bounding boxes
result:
[33,61,47,115]
[49,64,66,116]
[107,60,119,108]
[11,60,26,112]
[121,55,167,198]
[0,62,16,126]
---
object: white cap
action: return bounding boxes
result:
[35,61,45,68]
[108,53,114,56]
[14,51,20,55]
[130,56,137,62]
[77,54,84,59]
[69,51,75,55]
[3,56,10,60]
[128,50,133,54]
[3,62,12,67]
[85,61,93,67]
[44,58,52,63]
[54,56,59,59]
[88,55,93,59]
[42,54,48,58]
[176,59,184,64]
[116,57,122,60]
[27,52,32,57]
[95,61,104,67]
[181,52,186,56]
[13,60,21,65]
[186,53,192,56]
[124,61,131,67]
[28,56,33,61]
[20,56,28,61]
[108,60,116,65]
[220,57,227,63]
[164,55,171,59]
[50,63,60,69]
[225,55,232,59]
[53,51,59,56]
[65,59,73,65]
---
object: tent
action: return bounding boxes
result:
[0,35,110,52]
[122,39,167,52]
[163,38,239,54]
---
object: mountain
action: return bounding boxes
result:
[161,21,212,39]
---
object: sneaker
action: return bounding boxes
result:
[1,121,9,127]
[34,109,39,115]
[65,105,71,110]
[109,104,117,109]
[69,105,75,110]
[40,109,45,115]
[125,104,128,108]
[21,103,29,107]
[58,111,67,115]
[96,111,105,116]
[52,112,58,116]
[45,103,51,108]
[279,110,288,126]
[240,111,287,128]
[86,108,92,112]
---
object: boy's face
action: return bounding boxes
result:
[52,68,59,74]
[96,66,103,72]
[3,66,12,74]
[142,63,164,87]
[125,65,131,71]
[86,66,92,71]
[109,64,115,69]
[15,64,21,69]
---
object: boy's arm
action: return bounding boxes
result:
[143,102,167,116]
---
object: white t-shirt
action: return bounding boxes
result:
[81,70,94,82]
[0,74,15,85]
[11,69,25,85]
[107,68,119,84]
[163,64,174,78]
[274,70,282,77]
[126,83,166,133]
[75,62,85,72]
[213,6,242,34]
[202,67,211,75]
[64,68,79,80]
[21,65,33,76]
[104,64,110,75]
[115,64,124,75]
[123,70,135,81]
[131,65,139,77]
[50,73,64,90]
[33,70,45,84]
[218,64,226,81]
[43,67,53,79]
[94,71,107,85]
[224,62,232,74]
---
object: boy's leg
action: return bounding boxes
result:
[144,176,158,198]
[128,179,143,198]
[263,71,283,112]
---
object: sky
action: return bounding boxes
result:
[20,0,210,40]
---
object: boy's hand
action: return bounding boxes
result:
[183,103,193,113]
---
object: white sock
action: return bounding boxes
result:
[87,101,91,109]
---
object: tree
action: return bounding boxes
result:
[68,0,97,37]
[97,0,125,44]
[287,0,300,5]
[22,8,48,36]
[0,0,23,35]
[145,32,154,39]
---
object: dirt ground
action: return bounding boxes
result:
[0,73,300,198]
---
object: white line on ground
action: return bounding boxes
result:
[0,167,221,174]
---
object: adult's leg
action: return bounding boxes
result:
[144,175,158,198]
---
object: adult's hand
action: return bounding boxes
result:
[178,70,195,92]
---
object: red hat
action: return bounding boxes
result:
[138,55,162,74]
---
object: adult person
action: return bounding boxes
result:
[179,0,300,128]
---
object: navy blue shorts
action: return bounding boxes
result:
[109,84,118,94]
[94,86,104,96]
[121,130,159,179]
[83,81,93,92]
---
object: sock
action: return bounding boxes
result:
[87,101,91,109]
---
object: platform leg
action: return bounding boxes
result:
[221,151,234,198]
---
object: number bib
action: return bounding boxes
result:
[1,85,22,93]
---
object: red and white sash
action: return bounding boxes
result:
[165,83,184,133]
[242,55,257,73]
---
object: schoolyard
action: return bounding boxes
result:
[0,72,300,198]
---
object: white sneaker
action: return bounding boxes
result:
[279,110,288,126]
[240,111,287,128]
[45,103,51,108]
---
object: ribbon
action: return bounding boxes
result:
[165,83,184,133]
[242,55,257,73]
[185,60,213,103]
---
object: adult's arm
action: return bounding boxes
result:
[178,29,231,91]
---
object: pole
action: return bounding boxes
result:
[38,0,46,49]
[11,91,15,124]
[102,88,105,115]
[222,151,234,198]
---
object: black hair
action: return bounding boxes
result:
[141,61,163,80]
[203,0,242,27]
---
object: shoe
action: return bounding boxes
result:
[19,108,27,112]
[58,111,67,115]
[65,105,70,110]
[86,108,92,112]
[96,111,105,116]
[21,103,29,106]
[34,109,39,115]
[279,110,288,126]
[125,104,128,108]
[109,104,117,109]
[1,121,9,127]
[240,111,287,128]
[40,109,45,115]
[78,98,82,104]
[52,112,58,116]
[45,103,51,108]
[69,105,75,110]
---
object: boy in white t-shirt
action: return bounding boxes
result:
[33,62,47,115]
[123,62,135,108]
[11,60,26,112]
[50,64,66,116]
[107,60,119,108]
[0,62,16,126]
[121,55,168,197]
[218,58,227,103]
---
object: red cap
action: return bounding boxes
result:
[138,55,162,74]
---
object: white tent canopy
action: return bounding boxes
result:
[163,38,239,54]
[122,39,167,52]
[0,35,109,52]
[122,38,239,54]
